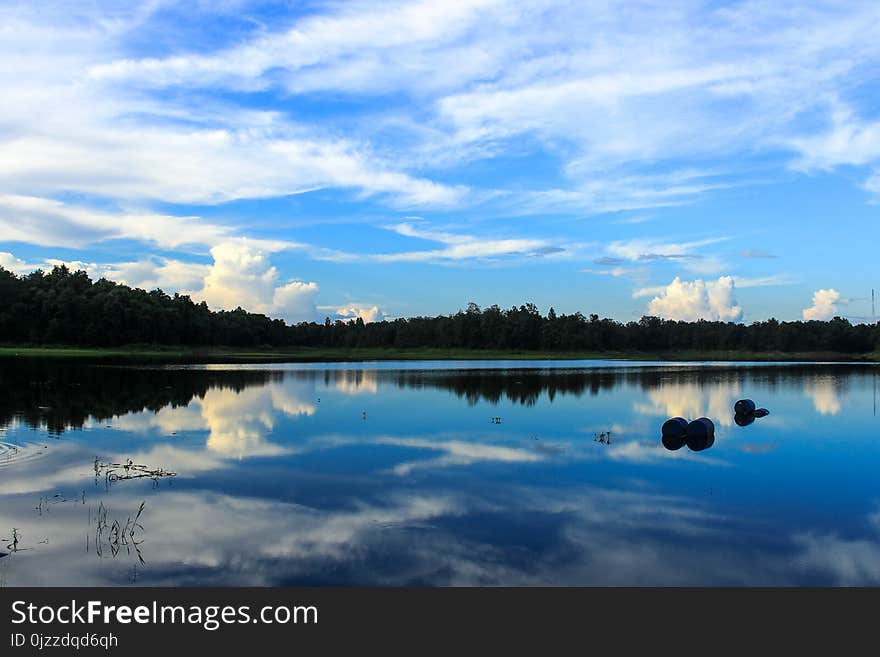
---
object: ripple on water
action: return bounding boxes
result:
[0,439,48,469]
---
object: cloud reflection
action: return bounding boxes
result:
[113,379,317,459]
[377,437,543,476]
[635,380,740,426]
[6,477,869,586]
[332,369,378,395]
[803,376,843,415]
[3,362,880,586]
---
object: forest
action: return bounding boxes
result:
[1,264,878,354]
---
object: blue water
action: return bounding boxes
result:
[1,360,878,586]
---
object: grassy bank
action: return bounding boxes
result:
[1,345,878,362]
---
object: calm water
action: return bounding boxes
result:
[1,359,878,586]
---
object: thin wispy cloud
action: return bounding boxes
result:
[739,249,778,259]
[325,222,567,264]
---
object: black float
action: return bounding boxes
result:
[660,416,715,452]
[733,399,770,427]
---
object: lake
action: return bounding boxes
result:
[1,359,878,586]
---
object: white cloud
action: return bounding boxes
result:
[382,222,550,261]
[4,0,880,225]
[1,250,202,296]
[0,5,467,213]
[88,0,506,94]
[0,250,209,293]
[866,171,880,196]
[646,276,743,322]
[0,130,465,209]
[581,266,641,278]
[195,241,319,322]
[786,105,880,172]
[734,274,795,288]
[592,236,732,281]
[606,236,730,263]
[632,285,668,299]
[803,288,841,320]
[101,258,210,292]
[337,305,383,323]
[0,195,238,250]
[0,243,319,322]
[0,251,42,275]
[315,221,558,264]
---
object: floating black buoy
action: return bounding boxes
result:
[688,433,715,451]
[734,412,755,427]
[662,433,686,450]
[661,417,688,450]
[686,417,715,451]
[662,417,688,439]
[733,401,770,428]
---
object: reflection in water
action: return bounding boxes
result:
[377,437,543,476]
[661,417,688,450]
[734,413,757,427]
[662,433,686,451]
[1,359,879,586]
[92,500,146,565]
[95,459,176,488]
[0,361,277,435]
[685,434,715,452]
[734,408,770,427]
[1,362,866,434]
[331,369,378,395]
[804,376,844,415]
[638,381,740,427]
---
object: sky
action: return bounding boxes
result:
[1,0,879,325]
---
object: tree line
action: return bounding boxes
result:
[1,265,878,353]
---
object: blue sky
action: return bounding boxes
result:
[1,0,879,324]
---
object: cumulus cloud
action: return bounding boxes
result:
[803,288,842,321]
[646,276,743,322]
[0,244,320,323]
[0,251,42,275]
[195,241,319,322]
[101,258,210,292]
[1,251,209,293]
[336,305,384,323]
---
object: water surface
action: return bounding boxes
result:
[1,359,878,586]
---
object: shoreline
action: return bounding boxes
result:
[1,345,877,363]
